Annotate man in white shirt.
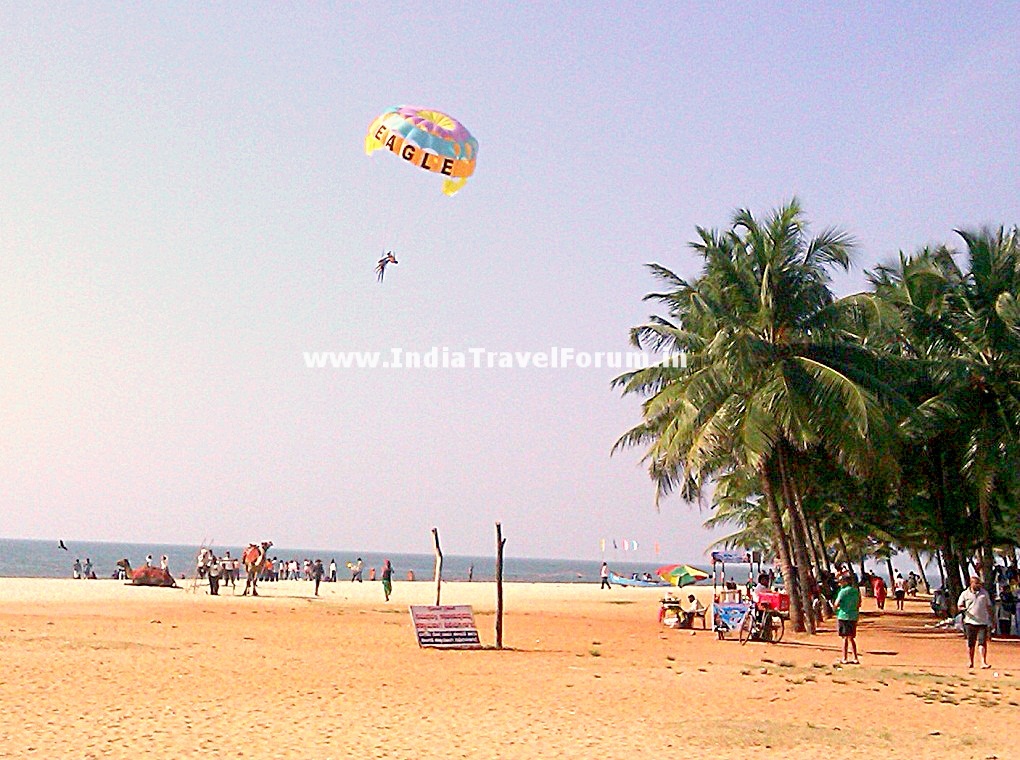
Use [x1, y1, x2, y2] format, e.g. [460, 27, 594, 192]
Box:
[600, 562, 611, 590]
[684, 594, 706, 629]
[957, 576, 993, 669]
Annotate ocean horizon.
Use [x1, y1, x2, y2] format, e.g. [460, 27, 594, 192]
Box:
[0, 538, 723, 584]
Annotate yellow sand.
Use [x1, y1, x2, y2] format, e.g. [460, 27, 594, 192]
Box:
[0, 578, 1017, 759]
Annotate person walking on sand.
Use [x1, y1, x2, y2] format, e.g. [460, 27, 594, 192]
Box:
[351, 558, 364, 582]
[72, 558, 82, 579]
[894, 572, 907, 610]
[329, 558, 337, 583]
[312, 559, 324, 596]
[207, 555, 221, 596]
[835, 571, 861, 664]
[381, 559, 394, 602]
[600, 561, 611, 590]
[222, 552, 235, 588]
[83, 558, 93, 579]
[872, 574, 887, 610]
[958, 575, 993, 669]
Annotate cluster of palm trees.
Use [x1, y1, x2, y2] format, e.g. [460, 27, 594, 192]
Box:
[613, 200, 1020, 633]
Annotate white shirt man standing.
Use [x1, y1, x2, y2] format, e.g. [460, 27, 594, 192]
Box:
[957, 576, 993, 669]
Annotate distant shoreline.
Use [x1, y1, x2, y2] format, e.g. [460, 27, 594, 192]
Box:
[0, 537, 719, 583]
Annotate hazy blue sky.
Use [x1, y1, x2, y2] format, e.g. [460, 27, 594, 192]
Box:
[1, 3, 1018, 561]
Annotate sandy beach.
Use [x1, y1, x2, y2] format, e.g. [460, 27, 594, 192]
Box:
[0, 578, 1017, 759]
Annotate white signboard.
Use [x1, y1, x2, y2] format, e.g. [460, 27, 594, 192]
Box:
[409, 605, 482, 649]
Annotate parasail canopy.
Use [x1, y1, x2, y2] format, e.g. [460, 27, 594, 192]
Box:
[365, 105, 478, 196]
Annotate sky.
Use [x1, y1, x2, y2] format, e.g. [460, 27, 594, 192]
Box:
[1, 3, 1018, 562]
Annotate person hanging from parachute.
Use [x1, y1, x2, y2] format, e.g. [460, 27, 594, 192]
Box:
[375, 250, 398, 282]
[365, 106, 477, 281]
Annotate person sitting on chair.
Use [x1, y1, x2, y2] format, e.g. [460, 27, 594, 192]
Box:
[751, 573, 771, 604]
[749, 572, 774, 628]
[685, 594, 707, 629]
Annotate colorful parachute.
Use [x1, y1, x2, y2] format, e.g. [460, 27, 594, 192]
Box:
[365, 106, 478, 196]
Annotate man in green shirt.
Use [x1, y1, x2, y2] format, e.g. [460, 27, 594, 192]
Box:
[835, 572, 862, 664]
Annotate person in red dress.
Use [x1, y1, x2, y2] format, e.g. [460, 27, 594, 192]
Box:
[872, 574, 888, 610]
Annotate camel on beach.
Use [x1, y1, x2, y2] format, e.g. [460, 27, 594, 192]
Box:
[116, 559, 177, 587]
[242, 541, 272, 596]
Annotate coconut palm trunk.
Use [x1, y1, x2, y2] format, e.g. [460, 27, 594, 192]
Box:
[940, 536, 964, 615]
[977, 486, 994, 585]
[837, 533, 852, 567]
[812, 517, 832, 572]
[760, 466, 805, 632]
[910, 549, 931, 594]
[777, 448, 817, 632]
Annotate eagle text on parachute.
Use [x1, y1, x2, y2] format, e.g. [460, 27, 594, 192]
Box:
[373, 125, 457, 176]
[365, 106, 478, 196]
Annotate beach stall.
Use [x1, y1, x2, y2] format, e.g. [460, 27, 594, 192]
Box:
[654, 564, 709, 627]
[708, 550, 757, 634]
[710, 550, 758, 600]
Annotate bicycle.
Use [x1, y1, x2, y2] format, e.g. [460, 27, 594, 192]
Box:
[738, 603, 785, 645]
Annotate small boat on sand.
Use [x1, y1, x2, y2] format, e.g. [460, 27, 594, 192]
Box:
[608, 571, 669, 587]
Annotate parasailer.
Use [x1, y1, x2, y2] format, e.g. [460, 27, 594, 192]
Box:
[365, 106, 478, 196]
[376, 250, 398, 282]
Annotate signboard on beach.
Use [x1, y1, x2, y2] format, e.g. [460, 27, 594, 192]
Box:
[711, 602, 750, 634]
[409, 605, 482, 649]
[710, 550, 753, 564]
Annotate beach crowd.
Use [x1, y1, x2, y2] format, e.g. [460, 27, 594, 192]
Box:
[644, 557, 1020, 670]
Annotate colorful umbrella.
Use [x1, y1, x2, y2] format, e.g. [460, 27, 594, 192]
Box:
[656, 564, 709, 587]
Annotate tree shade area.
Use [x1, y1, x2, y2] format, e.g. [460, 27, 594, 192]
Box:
[614, 200, 1020, 632]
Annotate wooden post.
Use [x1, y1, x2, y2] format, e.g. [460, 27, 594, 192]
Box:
[496, 522, 506, 649]
[432, 527, 443, 606]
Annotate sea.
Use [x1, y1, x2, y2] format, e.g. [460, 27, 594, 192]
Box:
[0, 538, 718, 584]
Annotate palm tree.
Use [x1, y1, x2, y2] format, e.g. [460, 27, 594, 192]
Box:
[944, 228, 1020, 583]
[864, 229, 1020, 587]
[614, 200, 893, 633]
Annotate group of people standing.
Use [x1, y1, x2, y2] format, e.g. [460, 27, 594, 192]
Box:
[858, 569, 918, 611]
[71, 558, 94, 579]
[196, 549, 239, 595]
[72, 553, 172, 580]
[194, 551, 396, 601]
[815, 564, 1006, 669]
[342, 557, 395, 600]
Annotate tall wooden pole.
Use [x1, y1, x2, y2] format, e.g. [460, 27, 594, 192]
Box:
[432, 527, 443, 606]
[495, 522, 506, 649]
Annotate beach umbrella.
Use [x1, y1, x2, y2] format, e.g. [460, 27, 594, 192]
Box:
[656, 564, 709, 587]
